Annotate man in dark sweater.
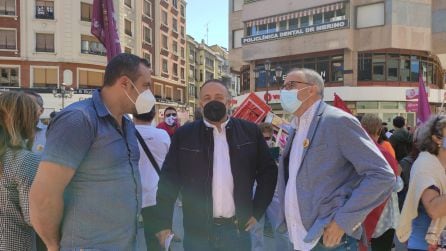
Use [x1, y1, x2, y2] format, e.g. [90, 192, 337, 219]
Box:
[389, 116, 412, 161]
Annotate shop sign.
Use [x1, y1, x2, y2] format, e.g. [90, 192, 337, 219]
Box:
[242, 20, 349, 45]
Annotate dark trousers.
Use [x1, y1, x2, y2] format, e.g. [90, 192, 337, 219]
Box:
[141, 206, 162, 251]
[371, 228, 395, 251]
[210, 220, 251, 251]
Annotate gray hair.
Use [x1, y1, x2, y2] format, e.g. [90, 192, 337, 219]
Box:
[288, 68, 324, 96]
[416, 115, 446, 155]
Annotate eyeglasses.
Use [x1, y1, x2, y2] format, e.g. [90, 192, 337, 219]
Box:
[280, 80, 313, 90]
[166, 113, 177, 118]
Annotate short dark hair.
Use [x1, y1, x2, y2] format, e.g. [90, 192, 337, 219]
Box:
[393, 116, 406, 128]
[164, 106, 177, 116]
[23, 90, 44, 108]
[103, 53, 151, 87]
[49, 111, 57, 119]
[133, 107, 156, 122]
[200, 79, 230, 97]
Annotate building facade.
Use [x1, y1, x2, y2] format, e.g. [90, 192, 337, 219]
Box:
[229, 0, 446, 127]
[0, 0, 186, 123]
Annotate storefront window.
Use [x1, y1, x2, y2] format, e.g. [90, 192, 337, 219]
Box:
[324, 11, 335, 22]
[304, 58, 316, 70]
[387, 54, 399, 81]
[331, 60, 344, 82]
[258, 24, 267, 35]
[317, 59, 329, 82]
[267, 22, 276, 33]
[372, 54, 385, 81]
[279, 20, 287, 31]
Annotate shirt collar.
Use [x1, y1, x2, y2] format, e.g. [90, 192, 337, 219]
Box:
[92, 89, 111, 118]
[203, 117, 230, 131]
[291, 100, 321, 128]
[36, 120, 47, 130]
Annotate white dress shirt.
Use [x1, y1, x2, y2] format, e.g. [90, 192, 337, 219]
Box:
[285, 100, 320, 251]
[204, 118, 236, 218]
[135, 124, 171, 208]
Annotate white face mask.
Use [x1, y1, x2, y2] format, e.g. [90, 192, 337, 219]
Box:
[165, 116, 177, 126]
[124, 81, 156, 114]
[280, 86, 312, 114]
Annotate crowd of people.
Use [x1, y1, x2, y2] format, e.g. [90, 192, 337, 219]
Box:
[0, 53, 446, 251]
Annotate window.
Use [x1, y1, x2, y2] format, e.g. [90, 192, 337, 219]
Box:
[358, 53, 372, 81]
[206, 57, 214, 69]
[154, 83, 162, 98]
[300, 16, 309, 27]
[173, 63, 178, 76]
[33, 68, 57, 87]
[372, 54, 385, 81]
[257, 24, 267, 35]
[36, 33, 54, 52]
[232, 29, 243, 48]
[357, 3, 385, 28]
[124, 47, 132, 54]
[387, 54, 399, 81]
[172, 18, 178, 32]
[0, 67, 18, 87]
[173, 41, 178, 54]
[324, 11, 335, 22]
[289, 19, 298, 30]
[81, 35, 106, 56]
[162, 11, 168, 25]
[80, 2, 92, 22]
[162, 35, 168, 49]
[172, 0, 177, 9]
[165, 86, 173, 100]
[143, 0, 151, 17]
[143, 52, 151, 64]
[279, 21, 287, 31]
[0, 0, 15, 16]
[143, 26, 152, 44]
[331, 56, 344, 82]
[317, 57, 329, 81]
[79, 70, 104, 88]
[36, 0, 54, 19]
[267, 22, 276, 33]
[180, 4, 185, 17]
[180, 67, 185, 79]
[0, 29, 16, 50]
[125, 19, 132, 36]
[410, 56, 419, 82]
[303, 58, 315, 70]
[400, 55, 410, 82]
[124, 0, 131, 8]
[181, 26, 185, 37]
[313, 13, 323, 25]
[181, 47, 184, 58]
[175, 88, 182, 102]
[232, 0, 242, 11]
[162, 59, 168, 73]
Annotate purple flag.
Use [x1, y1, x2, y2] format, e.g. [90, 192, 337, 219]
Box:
[91, 0, 121, 62]
[417, 73, 431, 125]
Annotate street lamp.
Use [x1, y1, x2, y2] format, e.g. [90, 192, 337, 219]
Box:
[53, 82, 74, 109]
[264, 60, 271, 105]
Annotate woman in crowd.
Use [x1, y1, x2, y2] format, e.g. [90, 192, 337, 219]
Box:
[0, 92, 40, 250]
[360, 114, 401, 251]
[397, 115, 446, 251]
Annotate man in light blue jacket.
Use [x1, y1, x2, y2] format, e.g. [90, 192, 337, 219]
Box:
[277, 68, 395, 251]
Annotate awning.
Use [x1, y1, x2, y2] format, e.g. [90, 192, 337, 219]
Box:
[246, 2, 345, 27]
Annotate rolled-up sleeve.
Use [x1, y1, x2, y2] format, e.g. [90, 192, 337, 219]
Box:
[41, 110, 95, 170]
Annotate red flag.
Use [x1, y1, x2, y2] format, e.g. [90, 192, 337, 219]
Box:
[333, 93, 352, 114]
[91, 0, 121, 62]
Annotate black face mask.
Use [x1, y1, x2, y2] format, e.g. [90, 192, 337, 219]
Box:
[203, 100, 227, 122]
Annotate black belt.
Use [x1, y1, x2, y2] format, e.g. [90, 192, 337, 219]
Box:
[213, 216, 236, 226]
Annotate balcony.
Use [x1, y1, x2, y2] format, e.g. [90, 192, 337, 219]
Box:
[36, 47, 54, 53]
[81, 49, 106, 56]
[36, 6, 54, 19]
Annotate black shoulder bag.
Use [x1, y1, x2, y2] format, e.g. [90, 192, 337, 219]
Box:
[135, 130, 161, 175]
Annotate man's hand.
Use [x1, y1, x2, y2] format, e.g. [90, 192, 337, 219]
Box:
[322, 221, 345, 247]
[156, 229, 172, 248]
[244, 216, 257, 231]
